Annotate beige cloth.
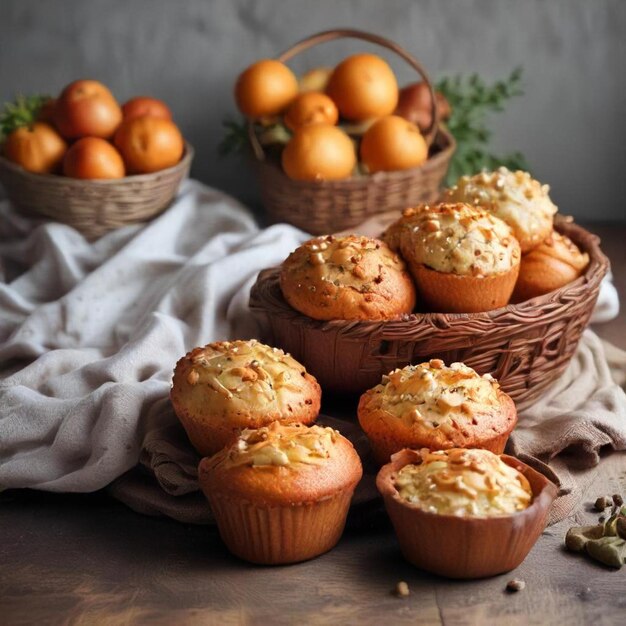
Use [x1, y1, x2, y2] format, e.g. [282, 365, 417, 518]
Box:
[109, 330, 626, 526]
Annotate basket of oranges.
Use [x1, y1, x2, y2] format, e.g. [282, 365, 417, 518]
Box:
[233, 29, 455, 234]
[0, 81, 193, 240]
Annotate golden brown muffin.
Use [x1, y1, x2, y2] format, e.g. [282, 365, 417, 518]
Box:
[199, 422, 363, 564]
[171, 340, 321, 456]
[279, 234, 416, 320]
[357, 359, 517, 465]
[512, 230, 590, 302]
[376, 448, 558, 578]
[383, 203, 521, 313]
[442, 168, 558, 253]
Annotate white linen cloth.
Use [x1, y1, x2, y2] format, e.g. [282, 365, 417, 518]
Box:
[0, 180, 309, 491]
[0, 179, 622, 518]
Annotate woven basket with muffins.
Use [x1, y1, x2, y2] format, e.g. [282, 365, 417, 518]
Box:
[250, 167, 609, 407]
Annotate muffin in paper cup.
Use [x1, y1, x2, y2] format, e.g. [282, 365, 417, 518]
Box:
[383, 203, 521, 313]
[198, 421, 362, 565]
[376, 447, 557, 578]
[358, 359, 517, 465]
[442, 167, 558, 253]
[171, 339, 320, 457]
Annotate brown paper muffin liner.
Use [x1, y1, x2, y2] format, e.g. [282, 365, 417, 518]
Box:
[377, 450, 558, 578]
[207, 489, 356, 565]
[411, 263, 520, 313]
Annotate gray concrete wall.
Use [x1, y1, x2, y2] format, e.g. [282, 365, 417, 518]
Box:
[0, 0, 624, 221]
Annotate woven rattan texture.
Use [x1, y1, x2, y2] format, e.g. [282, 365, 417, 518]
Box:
[255, 130, 454, 235]
[0, 144, 193, 240]
[249, 221, 609, 410]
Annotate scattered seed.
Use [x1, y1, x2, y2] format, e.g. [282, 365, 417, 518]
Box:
[595, 496, 612, 512]
[613, 494, 624, 507]
[506, 579, 526, 593]
[394, 581, 410, 598]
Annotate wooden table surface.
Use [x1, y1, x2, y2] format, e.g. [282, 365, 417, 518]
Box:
[1, 224, 625, 626]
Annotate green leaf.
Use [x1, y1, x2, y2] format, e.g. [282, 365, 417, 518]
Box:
[437, 68, 529, 186]
[0, 94, 52, 139]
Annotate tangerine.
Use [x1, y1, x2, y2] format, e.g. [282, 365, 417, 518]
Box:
[360, 115, 428, 173]
[235, 59, 298, 119]
[282, 124, 355, 181]
[326, 53, 398, 121]
[284, 92, 339, 131]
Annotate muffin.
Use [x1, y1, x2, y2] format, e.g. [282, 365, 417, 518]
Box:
[382, 203, 521, 313]
[442, 168, 558, 253]
[377, 447, 558, 578]
[357, 359, 517, 465]
[199, 422, 363, 564]
[513, 230, 590, 302]
[279, 234, 416, 320]
[392, 448, 532, 516]
[171, 340, 321, 456]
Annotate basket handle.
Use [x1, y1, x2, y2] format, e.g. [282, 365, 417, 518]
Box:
[248, 28, 439, 161]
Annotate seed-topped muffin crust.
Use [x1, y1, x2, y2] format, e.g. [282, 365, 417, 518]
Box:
[383, 203, 521, 277]
[200, 421, 363, 507]
[442, 168, 557, 252]
[394, 448, 532, 517]
[220, 422, 337, 468]
[171, 340, 321, 456]
[358, 359, 517, 463]
[280, 234, 416, 320]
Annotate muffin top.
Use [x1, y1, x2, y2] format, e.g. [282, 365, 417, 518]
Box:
[199, 421, 363, 506]
[219, 422, 337, 468]
[526, 230, 589, 273]
[394, 448, 532, 517]
[171, 339, 320, 425]
[279, 234, 416, 320]
[442, 168, 557, 252]
[358, 359, 516, 449]
[362, 359, 500, 427]
[383, 203, 521, 277]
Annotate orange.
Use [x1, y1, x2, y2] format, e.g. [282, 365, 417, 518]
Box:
[299, 67, 333, 93]
[122, 97, 173, 122]
[114, 117, 184, 174]
[326, 53, 398, 121]
[235, 59, 298, 119]
[360, 115, 428, 173]
[54, 80, 122, 139]
[284, 92, 339, 131]
[282, 124, 356, 181]
[63, 137, 125, 179]
[3, 122, 67, 174]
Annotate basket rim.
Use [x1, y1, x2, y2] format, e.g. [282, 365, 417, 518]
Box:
[253, 126, 455, 190]
[249, 219, 610, 330]
[0, 141, 195, 186]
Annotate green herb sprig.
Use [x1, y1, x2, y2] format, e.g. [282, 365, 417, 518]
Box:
[0, 94, 52, 140]
[436, 68, 529, 186]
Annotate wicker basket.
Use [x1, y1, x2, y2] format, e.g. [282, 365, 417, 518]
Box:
[249, 220, 610, 411]
[250, 29, 455, 235]
[0, 143, 194, 240]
